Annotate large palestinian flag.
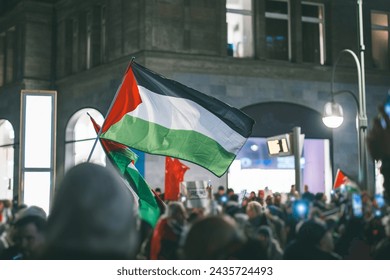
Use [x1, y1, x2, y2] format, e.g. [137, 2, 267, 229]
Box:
[100, 61, 254, 177]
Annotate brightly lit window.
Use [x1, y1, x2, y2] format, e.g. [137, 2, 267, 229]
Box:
[226, 0, 254, 57]
[371, 11, 390, 70]
[65, 108, 105, 172]
[20, 91, 56, 214]
[302, 2, 325, 64]
[266, 0, 290, 61]
[0, 120, 14, 200]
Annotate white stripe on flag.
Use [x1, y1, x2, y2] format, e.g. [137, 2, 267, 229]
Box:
[127, 86, 247, 154]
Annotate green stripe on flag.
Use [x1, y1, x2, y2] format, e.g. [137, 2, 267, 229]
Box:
[89, 115, 160, 228]
[125, 165, 160, 227]
[108, 149, 138, 174]
[101, 115, 237, 177]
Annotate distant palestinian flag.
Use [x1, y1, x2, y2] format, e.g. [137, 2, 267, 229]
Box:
[100, 61, 254, 177]
[164, 157, 190, 201]
[90, 115, 163, 228]
[333, 169, 348, 189]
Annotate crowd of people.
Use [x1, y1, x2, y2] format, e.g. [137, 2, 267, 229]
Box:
[0, 105, 388, 260]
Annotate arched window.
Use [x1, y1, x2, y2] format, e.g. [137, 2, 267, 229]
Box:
[65, 109, 105, 171]
[0, 120, 14, 200]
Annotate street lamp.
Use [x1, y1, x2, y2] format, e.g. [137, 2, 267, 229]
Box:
[322, 87, 360, 129]
[322, 0, 370, 192]
[322, 101, 343, 128]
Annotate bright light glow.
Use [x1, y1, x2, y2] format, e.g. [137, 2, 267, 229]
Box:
[0, 120, 14, 145]
[228, 138, 332, 199]
[24, 95, 52, 168]
[74, 111, 105, 166]
[296, 203, 307, 215]
[322, 102, 344, 128]
[24, 172, 51, 215]
[21, 91, 56, 214]
[250, 144, 259, 151]
[0, 120, 14, 200]
[322, 115, 344, 128]
[228, 165, 295, 193]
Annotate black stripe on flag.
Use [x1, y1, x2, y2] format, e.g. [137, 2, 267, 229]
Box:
[132, 62, 254, 138]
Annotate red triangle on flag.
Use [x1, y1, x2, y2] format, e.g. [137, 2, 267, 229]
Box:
[333, 169, 348, 189]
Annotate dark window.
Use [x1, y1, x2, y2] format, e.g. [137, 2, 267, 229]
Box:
[0, 34, 5, 86]
[78, 11, 87, 71]
[65, 19, 73, 75]
[72, 19, 79, 73]
[266, 0, 289, 61]
[302, 3, 325, 64]
[91, 5, 102, 67]
[5, 28, 15, 83]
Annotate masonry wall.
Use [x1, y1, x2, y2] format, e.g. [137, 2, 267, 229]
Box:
[1, 0, 390, 197]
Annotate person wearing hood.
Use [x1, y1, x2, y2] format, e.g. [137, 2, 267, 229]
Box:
[42, 163, 139, 259]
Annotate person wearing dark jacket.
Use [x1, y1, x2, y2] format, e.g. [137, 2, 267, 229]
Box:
[284, 219, 341, 260]
[42, 163, 139, 259]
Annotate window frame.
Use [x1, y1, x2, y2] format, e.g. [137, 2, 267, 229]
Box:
[64, 108, 106, 172]
[301, 1, 326, 65]
[265, 0, 291, 61]
[226, 0, 254, 58]
[19, 90, 57, 213]
[370, 10, 390, 70]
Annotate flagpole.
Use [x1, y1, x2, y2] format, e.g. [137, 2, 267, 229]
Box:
[87, 57, 135, 162]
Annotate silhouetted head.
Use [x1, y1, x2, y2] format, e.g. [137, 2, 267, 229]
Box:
[44, 163, 139, 259]
[183, 215, 245, 259]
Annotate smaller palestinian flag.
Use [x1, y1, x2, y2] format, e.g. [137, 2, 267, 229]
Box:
[90, 115, 163, 228]
[334, 169, 348, 189]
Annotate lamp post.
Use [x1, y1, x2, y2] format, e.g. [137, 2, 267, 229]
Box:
[322, 0, 370, 192]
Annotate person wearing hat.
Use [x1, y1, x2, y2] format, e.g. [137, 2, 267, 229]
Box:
[256, 190, 265, 208]
[284, 219, 341, 260]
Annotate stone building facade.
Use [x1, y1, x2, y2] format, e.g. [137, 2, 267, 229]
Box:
[1, 0, 390, 206]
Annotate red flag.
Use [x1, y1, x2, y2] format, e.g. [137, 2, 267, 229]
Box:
[164, 157, 189, 201]
[333, 169, 348, 189]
